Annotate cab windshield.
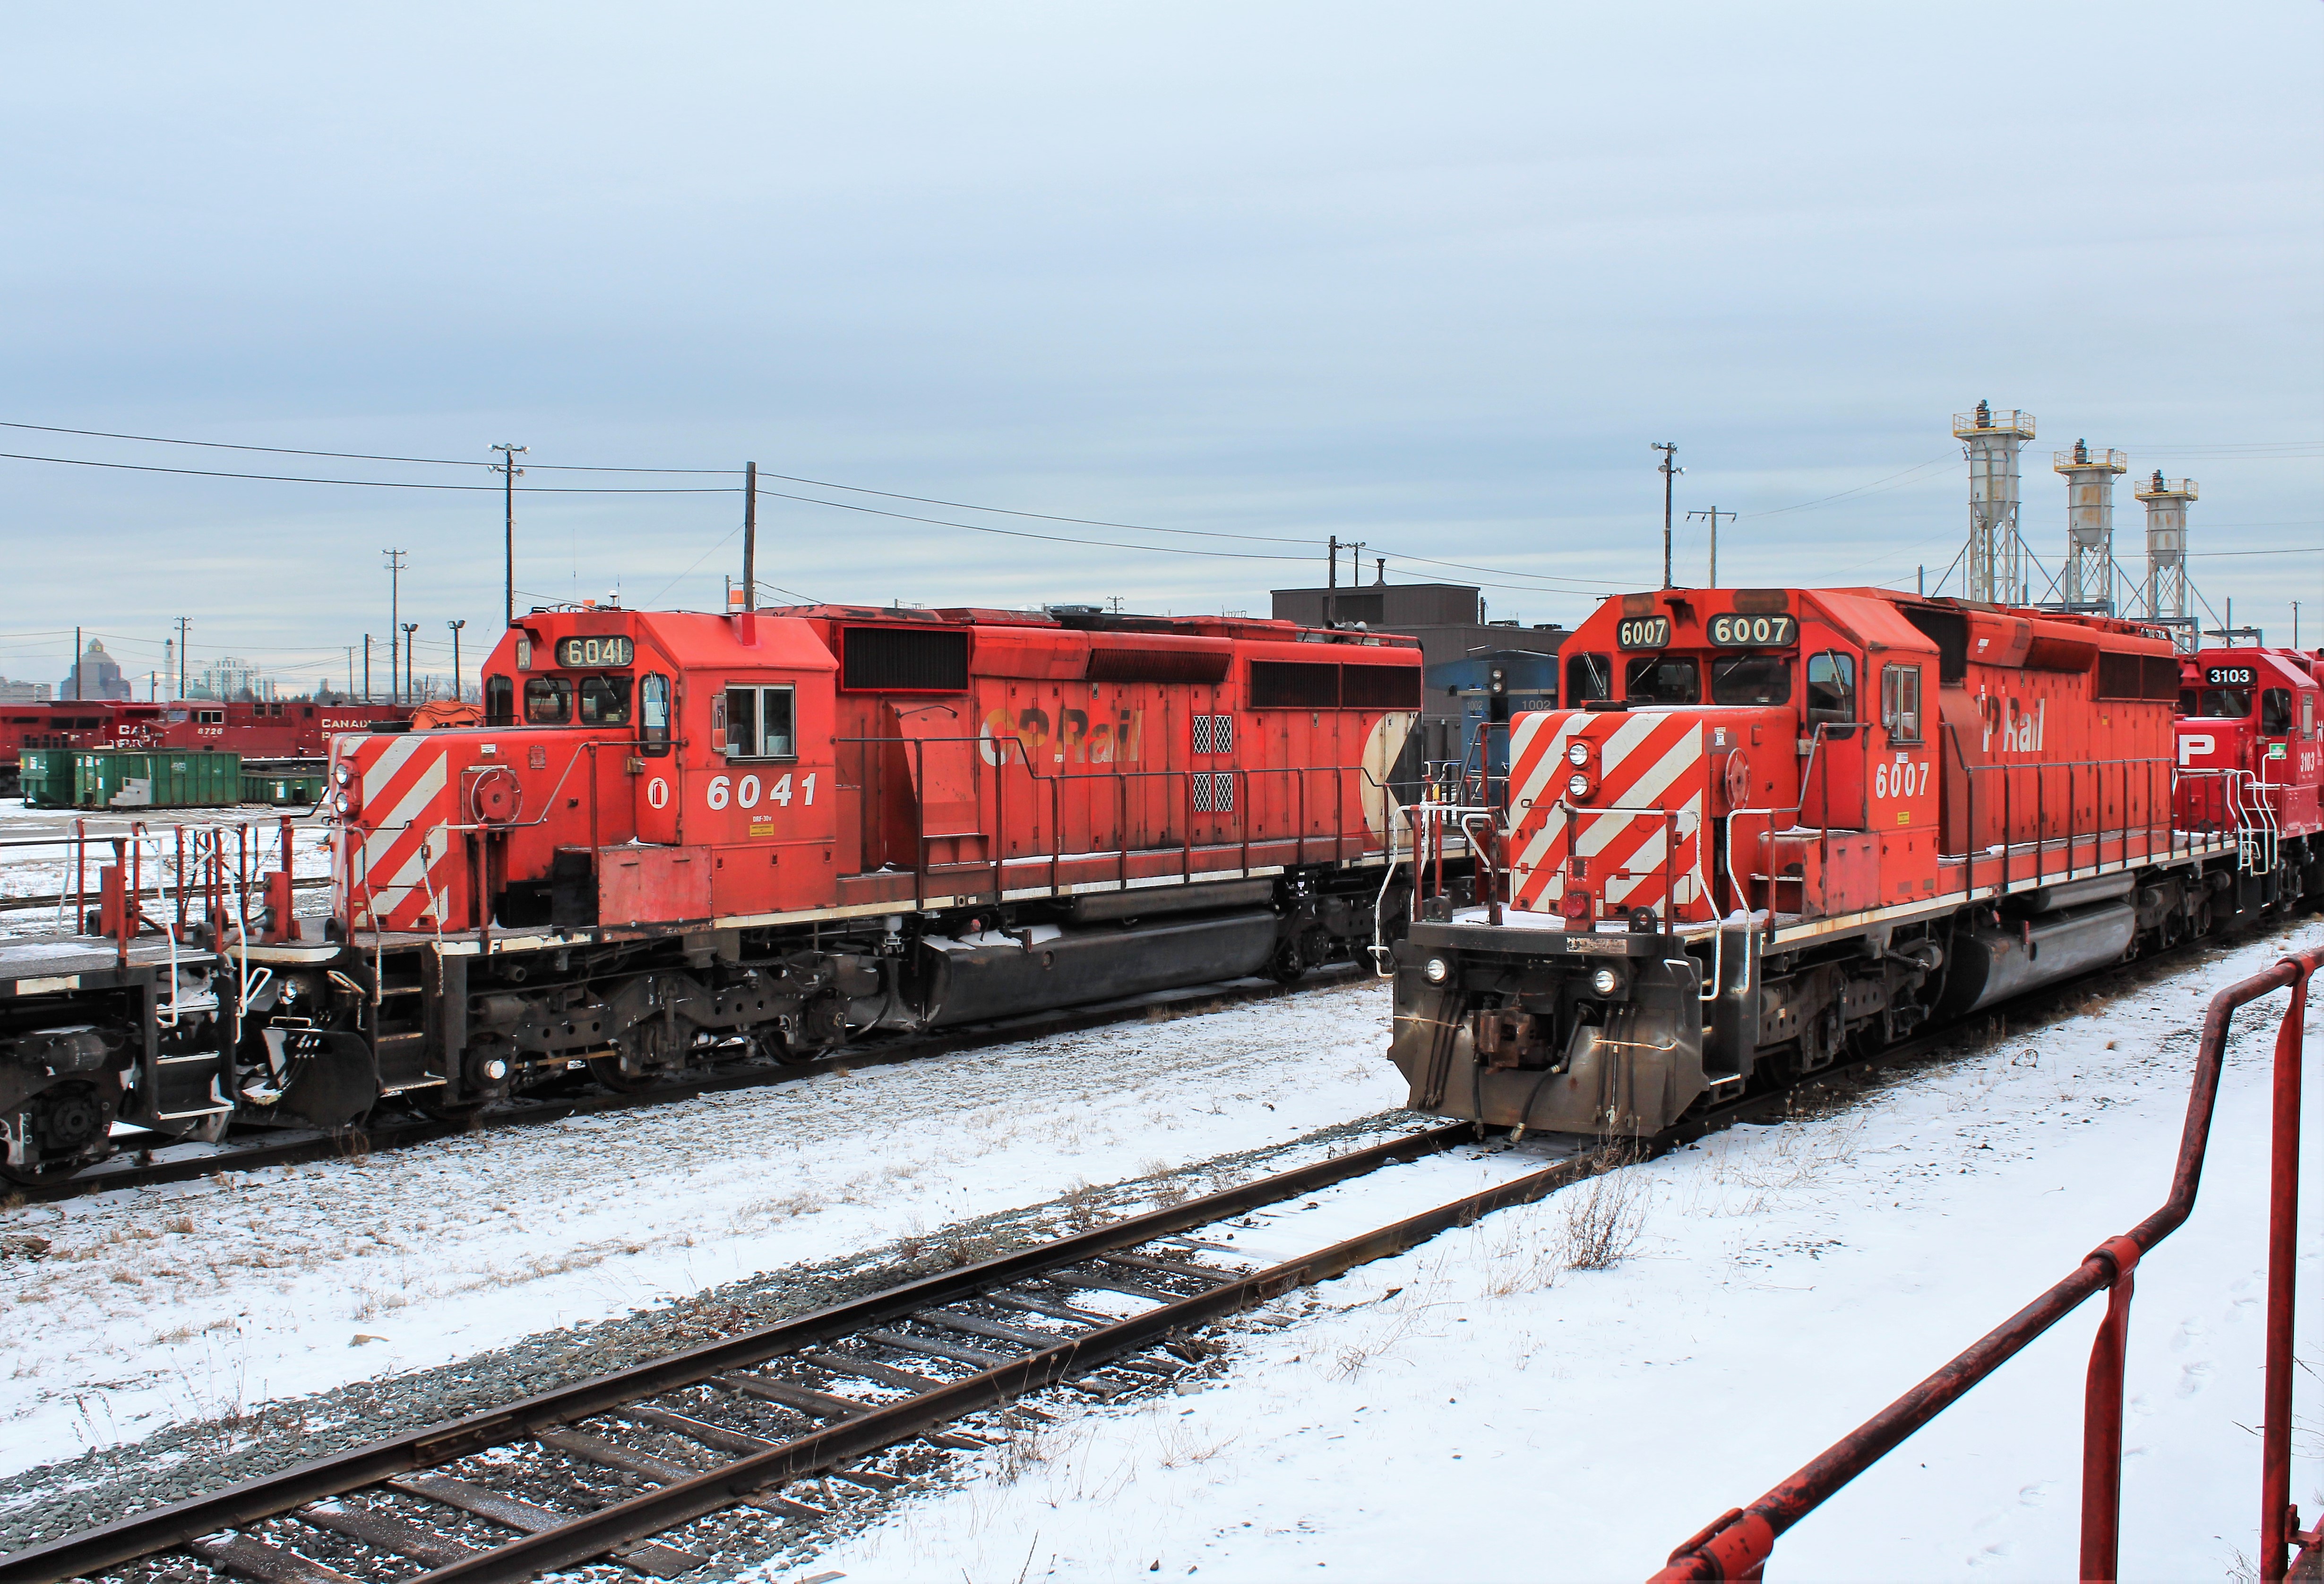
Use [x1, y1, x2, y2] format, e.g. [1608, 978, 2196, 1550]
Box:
[1626, 655, 1700, 705]
[1710, 655, 1791, 706]
[578, 674, 632, 726]
[2194, 688, 2252, 719]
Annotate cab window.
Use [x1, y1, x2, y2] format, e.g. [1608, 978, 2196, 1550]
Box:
[577, 674, 632, 726]
[1625, 655, 1700, 705]
[484, 675, 515, 726]
[1880, 663, 1923, 745]
[2262, 688, 2293, 736]
[1566, 652, 1611, 704]
[1806, 651, 1856, 728]
[640, 675, 671, 756]
[2196, 688, 2252, 719]
[523, 676, 572, 724]
[719, 685, 796, 760]
[1710, 655, 1791, 706]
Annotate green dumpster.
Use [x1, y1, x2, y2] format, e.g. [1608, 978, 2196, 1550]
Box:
[74, 750, 245, 809]
[242, 769, 327, 806]
[17, 748, 75, 808]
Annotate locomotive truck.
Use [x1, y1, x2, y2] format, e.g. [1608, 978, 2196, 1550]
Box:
[1386, 587, 2272, 1137]
[0, 601, 1421, 1180]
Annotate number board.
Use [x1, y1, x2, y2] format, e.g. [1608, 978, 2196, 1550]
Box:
[1616, 616, 1671, 651]
[1707, 613, 1798, 648]
[2205, 666, 2255, 687]
[556, 636, 635, 668]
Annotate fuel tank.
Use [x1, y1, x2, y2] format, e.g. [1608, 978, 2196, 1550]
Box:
[916, 909, 1281, 1027]
[1933, 900, 2135, 1018]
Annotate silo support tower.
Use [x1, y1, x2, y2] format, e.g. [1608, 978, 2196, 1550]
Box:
[2055, 439, 2128, 612]
[2136, 471, 2200, 654]
[1953, 401, 2037, 606]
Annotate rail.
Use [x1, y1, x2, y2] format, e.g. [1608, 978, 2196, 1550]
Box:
[1652, 944, 2324, 1582]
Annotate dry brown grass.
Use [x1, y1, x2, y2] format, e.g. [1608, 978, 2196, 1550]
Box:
[1560, 1155, 1652, 1271]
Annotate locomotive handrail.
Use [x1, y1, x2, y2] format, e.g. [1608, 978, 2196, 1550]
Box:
[1652, 944, 2324, 1582]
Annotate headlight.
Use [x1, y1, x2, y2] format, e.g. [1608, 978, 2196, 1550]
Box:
[1590, 967, 1620, 996]
[332, 761, 354, 786]
[1423, 957, 1451, 984]
[332, 791, 356, 817]
[1567, 772, 1594, 801]
[1566, 741, 1591, 768]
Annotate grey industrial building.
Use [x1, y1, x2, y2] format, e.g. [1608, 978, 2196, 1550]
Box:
[1270, 581, 1567, 765]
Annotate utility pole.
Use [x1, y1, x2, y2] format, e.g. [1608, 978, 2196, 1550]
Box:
[72, 626, 82, 700]
[742, 462, 758, 611]
[384, 548, 408, 705]
[401, 623, 418, 704]
[2295, 602, 2301, 650]
[364, 635, 372, 703]
[1652, 443, 1682, 589]
[176, 617, 189, 700]
[491, 443, 527, 628]
[1326, 535, 1339, 627]
[448, 620, 466, 702]
[344, 646, 355, 700]
[1686, 505, 1736, 588]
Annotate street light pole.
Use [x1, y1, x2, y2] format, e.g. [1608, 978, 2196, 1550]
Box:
[448, 620, 466, 703]
[491, 443, 527, 628]
[1652, 443, 1683, 589]
[401, 623, 418, 705]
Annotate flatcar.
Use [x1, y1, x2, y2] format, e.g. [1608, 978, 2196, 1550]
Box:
[0, 602, 1420, 1180]
[1386, 587, 2269, 1138]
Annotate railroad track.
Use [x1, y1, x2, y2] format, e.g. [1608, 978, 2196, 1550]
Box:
[0, 1119, 1602, 1584]
[24, 963, 1368, 1203]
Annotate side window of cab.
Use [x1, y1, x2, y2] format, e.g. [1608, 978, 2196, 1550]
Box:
[640, 675, 671, 756]
[2262, 687, 2294, 737]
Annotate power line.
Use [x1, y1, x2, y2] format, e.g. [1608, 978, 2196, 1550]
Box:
[0, 420, 732, 473]
[0, 450, 736, 493]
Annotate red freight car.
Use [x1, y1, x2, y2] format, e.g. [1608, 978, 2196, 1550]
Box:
[1, 699, 413, 795]
[1387, 587, 2253, 1138]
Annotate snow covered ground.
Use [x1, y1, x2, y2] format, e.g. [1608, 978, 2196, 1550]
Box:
[5, 904, 2321, 1580]
[0, 976, 1402, 1478]
[791, 918, 2324, 1584]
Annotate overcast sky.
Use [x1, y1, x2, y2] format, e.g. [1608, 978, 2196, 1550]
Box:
[5, 1, 2319, 695]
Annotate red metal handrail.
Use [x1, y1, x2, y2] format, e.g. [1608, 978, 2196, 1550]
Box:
[1653, 944, 2322, 1582]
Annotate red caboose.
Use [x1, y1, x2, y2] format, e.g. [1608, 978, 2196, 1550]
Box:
[1389, 587, 2245, 1138]
[310, 602, 1420, 1106]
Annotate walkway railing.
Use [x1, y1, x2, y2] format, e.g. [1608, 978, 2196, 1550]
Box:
[1652, 944, 2323, 1582]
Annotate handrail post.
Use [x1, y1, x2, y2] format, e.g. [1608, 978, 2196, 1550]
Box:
[2261, 968, 2310, 1581]
[2079, 1233, 2142, 1581]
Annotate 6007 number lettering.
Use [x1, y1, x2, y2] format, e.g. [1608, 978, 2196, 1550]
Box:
[1616, 616, 1672, 650]
[1707, 613, 1797, 648]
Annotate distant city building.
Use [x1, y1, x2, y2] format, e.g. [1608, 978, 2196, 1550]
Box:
[1269, 580, 1567, 766]
[0, 676, 53, 703]
[60, 640, 134, 701]
[186, 656, 272, 702]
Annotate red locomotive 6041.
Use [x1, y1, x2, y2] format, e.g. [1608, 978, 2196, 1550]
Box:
[306, 601, 1420, 1107]
[1388, 586, 2271, 1139]
[0, 600, 1422, 1178]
